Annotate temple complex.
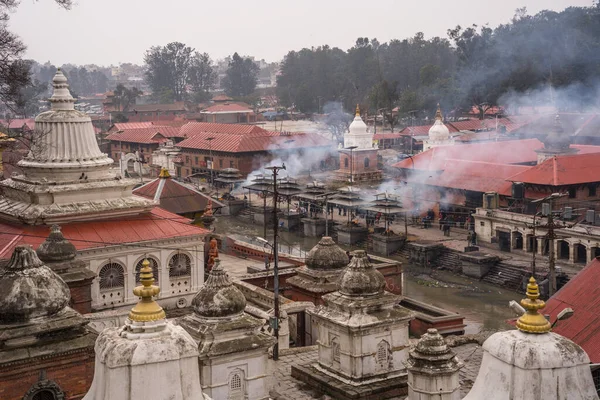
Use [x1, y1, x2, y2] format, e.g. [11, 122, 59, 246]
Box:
[292, 250, 413, 399]
[0, 245, 96, 400]
[0, 70, 208, 314]
[336, 105, 382, 182]
[177, 258, 275, 400]
[83, 259, 207, 400]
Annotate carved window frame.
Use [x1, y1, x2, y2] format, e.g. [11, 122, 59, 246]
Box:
[23, 379, 65, 400]
[98, 262, 125, 291]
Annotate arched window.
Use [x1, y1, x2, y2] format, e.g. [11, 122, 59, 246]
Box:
[98, 263, 125, 290]
[135, 258, 160, 284]
[228, 369, 244, 400]
[344, 158, 349, 168]
[32, 391, 57, 400]
[169, 253, 191, 277]
[364, 157, 370, 168]
[331, 337, 340, 362]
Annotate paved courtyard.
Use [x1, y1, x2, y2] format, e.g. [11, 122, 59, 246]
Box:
[267, 342, 484, 400]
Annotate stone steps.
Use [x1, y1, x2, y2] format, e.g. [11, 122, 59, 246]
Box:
[482, 262, 526, 291]
[433, 250, 462, 272]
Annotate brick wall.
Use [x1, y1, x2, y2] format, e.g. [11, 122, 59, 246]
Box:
[68, 279, 94, 315]
[110, 142, 159, 164]
[0, 347, 95, 400]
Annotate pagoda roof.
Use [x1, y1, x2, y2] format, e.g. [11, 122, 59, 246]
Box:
[134, 175, 224, 215]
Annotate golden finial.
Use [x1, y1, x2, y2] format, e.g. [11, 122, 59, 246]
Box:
[128, 259, 166, 322]
[515, 276, 551, 334]
[355, 104, 361, 117]
[159, 167, 170, 179]
[435, 103, 443, 121]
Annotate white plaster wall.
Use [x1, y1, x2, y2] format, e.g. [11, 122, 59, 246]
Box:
[201, 351, 270, 400]
[85, 237, 204, 311]
[408, 372, 460, 400]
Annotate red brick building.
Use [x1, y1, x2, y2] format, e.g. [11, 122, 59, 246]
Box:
[105, 126, 184, 165]
[174, 122, 332, 178]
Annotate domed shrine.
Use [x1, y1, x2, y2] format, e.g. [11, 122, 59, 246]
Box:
[335, 105, 382, 182]
[177, 259, 276, 400]
[293, 250, 413, 399]
[0, 245, 96, 400]
[463, 277, 598, 400]
[423, 104, 453, 151]
[286, 236, 349, 305]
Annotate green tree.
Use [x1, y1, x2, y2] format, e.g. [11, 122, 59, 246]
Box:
[222, 53, 259, 97]
[369, 80, 399, 131]
[187, 52, 216, 102]
[144, 42, 194, 101]
[112, 84, 141, 112]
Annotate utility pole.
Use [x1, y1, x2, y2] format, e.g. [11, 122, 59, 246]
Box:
[529, 192, 567, 297]
[317, 192, 338, 237]
[345, 145, 357, 226]
[266, 163, 285, 361]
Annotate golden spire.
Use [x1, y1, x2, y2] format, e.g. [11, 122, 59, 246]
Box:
[159, 167, 170, 179]
[355, 104, 361, 117]
[435, 103, 443, 121]
[128, 259, 166, 322]
[515, 276, 551, 334]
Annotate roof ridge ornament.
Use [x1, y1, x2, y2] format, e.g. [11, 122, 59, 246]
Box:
[159, 167, 171, 179]
[515, 276, 551, 334]
[355, 104, 360, 117]
[128, 259, 165, 323]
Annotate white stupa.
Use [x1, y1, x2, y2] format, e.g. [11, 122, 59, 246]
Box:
[0, 69, 153, 224]
[83, 260, 210, 400]
[344, 104, 374, 149]
[463, 277, 598, 400]
[423, 104, 453, 151]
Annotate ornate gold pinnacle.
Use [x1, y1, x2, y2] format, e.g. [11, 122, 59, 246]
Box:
[435, 103, 443, 121]
[159, 167, 170, 178]
[515, 276, 551, 334]
[355, 104, 361, 117]
[128, 259, 166, 322]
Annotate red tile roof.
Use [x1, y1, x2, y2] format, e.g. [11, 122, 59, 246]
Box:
[393, 139, 544, 171]
[0, 207, 208, 258]
[201, 103, 253, 113]
[110, 122, 154, 131]
[508, 152, 600, 186]
[399, 116, 540, 136]
[105, 128, 173, 144]
[131, 102, 186, 112]
[543, 257, 600, 363]
[0, 119, 35, 131]
[176, 130, 331, 153]
[179, 121, 266, 136]
[374, 132, 403, 140]
[134, 176, 223, 215]
[411, 160, 530, 195]
[212, 95, 234, 102]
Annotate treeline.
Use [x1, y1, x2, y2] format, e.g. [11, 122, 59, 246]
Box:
[276, 5, 600, 120]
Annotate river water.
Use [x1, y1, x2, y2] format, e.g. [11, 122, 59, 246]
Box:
[213, 216, 522, 334]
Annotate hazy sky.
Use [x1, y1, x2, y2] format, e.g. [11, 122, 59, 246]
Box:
[10, 0, 594, 66]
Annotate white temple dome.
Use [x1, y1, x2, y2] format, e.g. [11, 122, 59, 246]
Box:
[428, 104, 450, 141]
[349, 108, 368, 136]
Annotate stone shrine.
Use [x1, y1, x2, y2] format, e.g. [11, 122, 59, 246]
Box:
[292, 250, 413, 399]
[36, 224, 96, 314]
[177, 258, 276, 400]
[83, 259, 207, 400]
[535, 114, 579, 164]
[463, 277, 598, 400]
[0, 245, 96, 400]
[287, 236, 349, 305]
[405, 328, 463, 400]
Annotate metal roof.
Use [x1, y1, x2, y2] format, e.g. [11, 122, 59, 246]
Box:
[543, 257, 600, 363]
